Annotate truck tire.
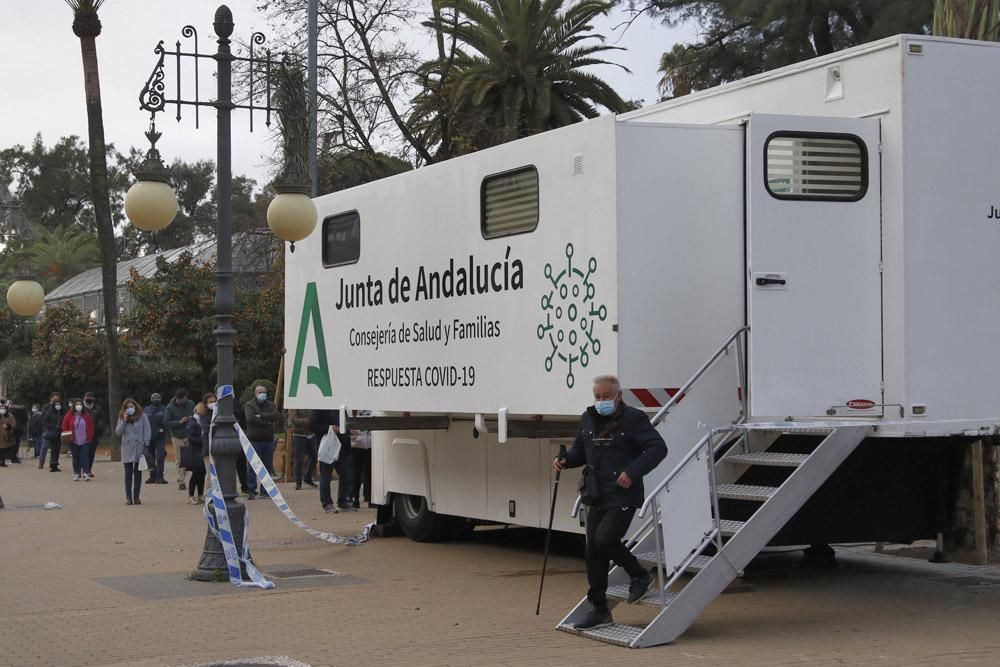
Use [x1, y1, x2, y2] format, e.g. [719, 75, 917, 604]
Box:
[393, 493, 452, 542]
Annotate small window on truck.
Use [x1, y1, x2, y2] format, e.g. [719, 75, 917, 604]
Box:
[481, 166, 539, 238]
[765, 133, 867, 201]
[322, 211, 360, 267]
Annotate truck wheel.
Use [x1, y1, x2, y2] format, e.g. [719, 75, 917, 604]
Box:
[393, 493, 451, 542]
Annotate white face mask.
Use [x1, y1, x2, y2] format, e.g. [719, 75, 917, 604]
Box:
[0, 409, 6, 415]
[75, 404, 83, 413]
[206, 402, 217, 410]
[55, 403, 62, 411]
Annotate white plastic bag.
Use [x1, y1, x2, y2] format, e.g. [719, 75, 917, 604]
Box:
[138, 456, 149, 472]
[317, 427, 341, 464]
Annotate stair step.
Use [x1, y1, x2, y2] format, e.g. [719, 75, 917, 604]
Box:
[608, 583, 678, 608]
[686, 554, 713, 572]
[720, 519, 745, 536]
[557, 622, 645, 647]
[725, 451, 809, 467]
[717, 483, 777, 502]
[632, 552, 713, 574]
[759, 425, 834, 435]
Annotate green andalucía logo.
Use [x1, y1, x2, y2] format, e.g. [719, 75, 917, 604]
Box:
[289, 282, 333, 398]
[536, 243, 607, 388]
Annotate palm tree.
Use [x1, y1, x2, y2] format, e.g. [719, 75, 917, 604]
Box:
[67, 0, 121, 457]
[0, 224, 100, 292]
[418, 0, 629, 152]
[932, 0, 1000, 39]
[24, 224, 101, 291]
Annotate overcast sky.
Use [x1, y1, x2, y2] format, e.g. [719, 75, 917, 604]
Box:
[0, 0, 693, 187]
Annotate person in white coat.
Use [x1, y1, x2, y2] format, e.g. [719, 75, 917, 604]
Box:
[116, 399, 151, 505]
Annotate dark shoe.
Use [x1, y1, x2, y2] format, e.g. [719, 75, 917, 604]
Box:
[627, 572, 652, 604]
[145, 477, 156, 484]
[134, 499, 141, 505]
[338, 502, 358, 512]
[49, 467, 59, 472]
[304, 479, 317, 488]
[178, 482, 186, 490]
[156, 479, 168, 484]
[573, 607, 613, 630]
[295, 482, 302, 490]
[0, 462, 6, 467]
[247, 493, 257, 500]
[126, 499, 133, 505]
[352, 500, 361, 509]
[10, 458, 21, 464]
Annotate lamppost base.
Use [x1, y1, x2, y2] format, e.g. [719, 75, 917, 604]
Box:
[191, 527, 229, 581]
[191, 501, 253, 582]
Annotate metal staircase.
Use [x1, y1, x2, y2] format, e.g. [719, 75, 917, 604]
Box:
[557, 422, 871, 648]
[553, 326, 874, 648]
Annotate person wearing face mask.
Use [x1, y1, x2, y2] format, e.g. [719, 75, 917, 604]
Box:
[83, 392, 107, 477]
[243, 384, 280, 499]
[164, 389, 195, 491]
[116, 399, 151, 505]
[183, 394, 214, 504]
[28, 404, 44, 459]
[40, 393, 66, 472]
[0, 402, 16, 466]
[553, 374, 667, 631]
[144, 393, 168, 484]
[61, 398, 95, 481]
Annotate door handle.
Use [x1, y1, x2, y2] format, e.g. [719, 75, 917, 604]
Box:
[755, 277, 786, 286]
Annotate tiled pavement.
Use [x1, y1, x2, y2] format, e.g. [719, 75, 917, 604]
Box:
[2, 457, 1000, 667]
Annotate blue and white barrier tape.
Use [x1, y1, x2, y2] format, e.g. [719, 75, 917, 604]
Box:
[239, 421, 373, 546]
[204, 385, 372, 588]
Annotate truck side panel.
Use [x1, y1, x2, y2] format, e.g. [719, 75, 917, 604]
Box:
[901, 40, 1000, 426]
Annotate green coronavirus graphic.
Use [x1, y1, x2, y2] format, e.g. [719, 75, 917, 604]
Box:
[537, 243, 608, 388]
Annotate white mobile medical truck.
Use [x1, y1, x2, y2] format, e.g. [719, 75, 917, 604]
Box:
[285, 35, 1000, 647]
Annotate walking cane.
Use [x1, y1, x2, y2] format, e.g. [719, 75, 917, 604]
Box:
[536, 444, 567, 615]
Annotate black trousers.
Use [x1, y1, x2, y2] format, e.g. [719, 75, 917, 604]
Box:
[293, 434, 317, 484]
[351, 447, 372, 502]
[189, 469, 206, 497]
[236, 450, 248, 492]
[585, 505, 645, 610]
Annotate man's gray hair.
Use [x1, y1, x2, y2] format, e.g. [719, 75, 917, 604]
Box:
[592, 374, 621, 394]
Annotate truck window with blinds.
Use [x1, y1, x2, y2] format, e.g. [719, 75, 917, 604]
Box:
[765, 133, 867, 201]
[481, 166, 539, 238]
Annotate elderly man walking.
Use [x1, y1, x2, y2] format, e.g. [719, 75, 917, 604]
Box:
[554, 374, 667, 631]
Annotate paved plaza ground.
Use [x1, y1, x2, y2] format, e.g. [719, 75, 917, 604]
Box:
[2, 454, 1000, 667]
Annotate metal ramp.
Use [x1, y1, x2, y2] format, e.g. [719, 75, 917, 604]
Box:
[557, 422, 871, 648]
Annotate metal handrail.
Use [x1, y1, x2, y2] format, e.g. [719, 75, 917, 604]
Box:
[570, 326, 749, 522]
[637, 425, 738, 518]
[650, 326, 749, 427]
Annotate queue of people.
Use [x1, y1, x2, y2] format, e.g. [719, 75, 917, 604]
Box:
[1, 389, 374, 516]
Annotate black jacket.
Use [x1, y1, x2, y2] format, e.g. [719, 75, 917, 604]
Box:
[182, 415, 206, 472]
[564, 403, 668, 509]
[144, 402, 166, 444]
[41, 403, 66, 441]
[28, 411, 43, 438]
[244, 399, 279, 442]
[87, 402, 107, 438]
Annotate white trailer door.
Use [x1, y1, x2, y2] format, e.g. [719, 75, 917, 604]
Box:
[747, 114, 882, 418]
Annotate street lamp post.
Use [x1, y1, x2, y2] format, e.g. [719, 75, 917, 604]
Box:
[3, 203, 44, 318]
[125, 4, 316, 581]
